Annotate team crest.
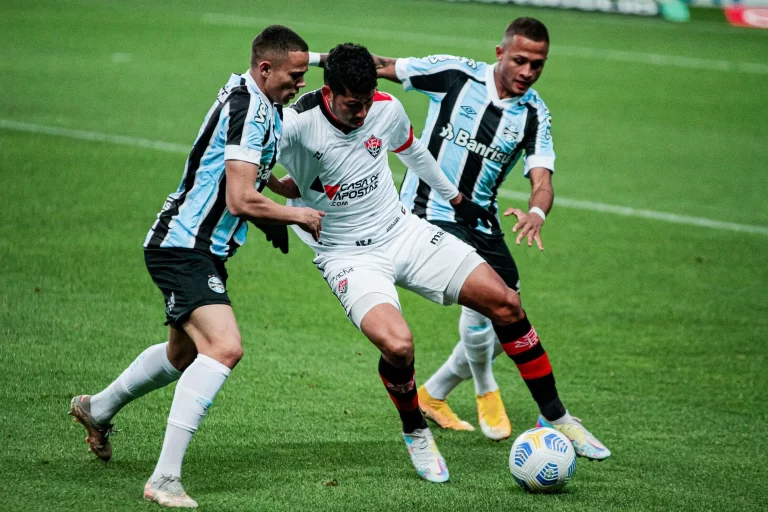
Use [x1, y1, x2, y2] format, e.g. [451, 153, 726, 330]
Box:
[364, 135, 382, 159]
[208, 275, 226, 294]
[502, 124, 519, 143]
[338, 278, 348, 294]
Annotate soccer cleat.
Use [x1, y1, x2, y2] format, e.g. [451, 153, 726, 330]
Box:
[537, 414, 611, 461]
[144, 475, 198, 508]
[476, 390, 512, 441]
[402, 427, 450, 483]
[417, 386, 474, 431]
[68, 395, 114, 462]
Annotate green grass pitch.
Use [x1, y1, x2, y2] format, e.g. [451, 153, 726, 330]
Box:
[1, 1, 767, 510]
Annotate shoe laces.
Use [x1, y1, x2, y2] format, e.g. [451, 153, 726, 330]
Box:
[407, 431, 439, 467]
[153, 474, 187, 496]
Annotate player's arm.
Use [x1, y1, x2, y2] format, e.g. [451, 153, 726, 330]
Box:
[503, 103, 556, 251]
[225, 161, 324, 241]
[387, 98, 497, 229]
[266, 174, 301, 199]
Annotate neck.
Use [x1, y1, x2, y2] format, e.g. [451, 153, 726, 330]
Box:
[249, 69, 274, 103]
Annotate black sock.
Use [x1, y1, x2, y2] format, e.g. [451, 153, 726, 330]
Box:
[378, 356, 427, 433]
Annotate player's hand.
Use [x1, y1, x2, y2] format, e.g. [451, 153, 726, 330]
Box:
[451, 194, 499, 230]
[296, 208, 326, 242]
[255, 223, 289, 254]
[504, 208, 545, 251]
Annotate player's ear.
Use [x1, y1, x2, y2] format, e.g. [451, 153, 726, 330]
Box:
[496, 45, 503, 62]
[321, 85, 333, 102]
[258, 60, 272, 78]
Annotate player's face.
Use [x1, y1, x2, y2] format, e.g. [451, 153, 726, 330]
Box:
[324, 87, 375, 129]
[263, 50, 308, 105]
[495, 36, 549, 97]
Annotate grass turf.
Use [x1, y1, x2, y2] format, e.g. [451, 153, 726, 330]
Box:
[1, 1, 766, 510]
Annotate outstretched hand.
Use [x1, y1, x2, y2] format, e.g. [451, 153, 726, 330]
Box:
[504, 208, 545, 251]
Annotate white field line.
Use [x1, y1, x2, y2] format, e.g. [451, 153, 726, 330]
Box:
[2, 118, 767, 237]
[201, 13, 768, 76]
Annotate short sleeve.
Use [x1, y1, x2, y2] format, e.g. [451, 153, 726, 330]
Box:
[395, 55, 483, 99]
[523, 101, 555, 176]
[386, 95, 414, 154]
[224, 91, 267, 165]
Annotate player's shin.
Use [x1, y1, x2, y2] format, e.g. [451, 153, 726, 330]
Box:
[460, 307, 499, 396]
[151, 354, 230, 480]
[378, 356, 427, 433]
[493, 316, 566, 422]
[89, 342, 182, 424]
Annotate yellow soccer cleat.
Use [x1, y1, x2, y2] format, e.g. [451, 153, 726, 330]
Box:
[477, 390, 512, 441]
[417, 386, 475, 431]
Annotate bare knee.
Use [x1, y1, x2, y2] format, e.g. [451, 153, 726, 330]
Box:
[204, 334, 243, 369]
[381, 329, 414, 367]
[486, 288, 524, 326]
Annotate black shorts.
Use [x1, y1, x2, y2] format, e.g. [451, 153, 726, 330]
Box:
[144, 248, 231, 326]
[430, 221, 520, 292]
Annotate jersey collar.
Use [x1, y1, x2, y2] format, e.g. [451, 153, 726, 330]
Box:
[243, 70, 272, 104]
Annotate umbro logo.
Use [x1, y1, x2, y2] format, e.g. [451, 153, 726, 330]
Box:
[460, 105, 477, 119]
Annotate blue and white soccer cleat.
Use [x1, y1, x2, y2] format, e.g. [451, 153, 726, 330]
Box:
[537, 415, 611, 461]
[402, 427, 450, 483]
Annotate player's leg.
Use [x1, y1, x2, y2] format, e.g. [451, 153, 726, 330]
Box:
[68, 327, 195, 462]
[353, 298, 449, 483]
[458, 264, 611, 460]
[419, 338, 475, 431]
[144, 304, 242, 508]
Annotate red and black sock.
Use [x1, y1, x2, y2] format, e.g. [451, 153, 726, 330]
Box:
[494, 315, 566, 421]
[378, 356, 427, 434]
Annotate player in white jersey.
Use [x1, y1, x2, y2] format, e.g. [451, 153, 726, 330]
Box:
[276, 43, 589, 483]
[68, 27, 323, 508]
[309, 22, 610, 462]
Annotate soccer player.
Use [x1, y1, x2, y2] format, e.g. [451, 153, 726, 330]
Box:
[68, 26, 324, 508]
[309, 19, 611, 460]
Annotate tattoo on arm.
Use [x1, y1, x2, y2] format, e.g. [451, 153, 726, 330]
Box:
[372, 55, 400, 83]
[374, 56, 396, 70]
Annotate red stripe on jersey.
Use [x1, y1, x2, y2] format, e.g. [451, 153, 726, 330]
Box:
[392, 126, 414, 154]
[516, 354, 552, 380]
[373, 91, 393, 102]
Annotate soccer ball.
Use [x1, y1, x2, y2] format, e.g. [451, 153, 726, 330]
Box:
[509, 427, 576, 493]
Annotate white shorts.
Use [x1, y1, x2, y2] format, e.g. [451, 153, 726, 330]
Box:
[313, 215, 485, 328]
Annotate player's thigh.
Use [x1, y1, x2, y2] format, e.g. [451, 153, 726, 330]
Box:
[314, 251, 399, 328]
[359, 302, 414, 365]
[394, 217, 484, 306]
[457, 262, 522, 323]
[433, 221, 521, 292]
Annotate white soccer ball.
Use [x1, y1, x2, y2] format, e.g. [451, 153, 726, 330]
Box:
[509, 427, 576, 493]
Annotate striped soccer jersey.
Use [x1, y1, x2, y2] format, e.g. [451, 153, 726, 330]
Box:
[144, 71, 281, 258]
[397, 55, 555, 235]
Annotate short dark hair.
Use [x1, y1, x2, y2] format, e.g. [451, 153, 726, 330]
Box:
[503, 17, 549, 44]
[251, 25, 308, 67]
[323, 43, 377, 96]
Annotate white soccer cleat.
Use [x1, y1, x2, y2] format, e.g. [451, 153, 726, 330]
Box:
[144, 474, 198, 508]
[402, 427, 450, 483]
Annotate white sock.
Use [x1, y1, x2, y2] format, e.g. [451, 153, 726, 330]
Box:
[151, 354, 231, 480]
[424, 339, 472, 400]
[460, 307, 499, 396]
[90, 342, 182, 424]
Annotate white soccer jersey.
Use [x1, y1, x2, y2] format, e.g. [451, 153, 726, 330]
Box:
[279, 89, 417, 249]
